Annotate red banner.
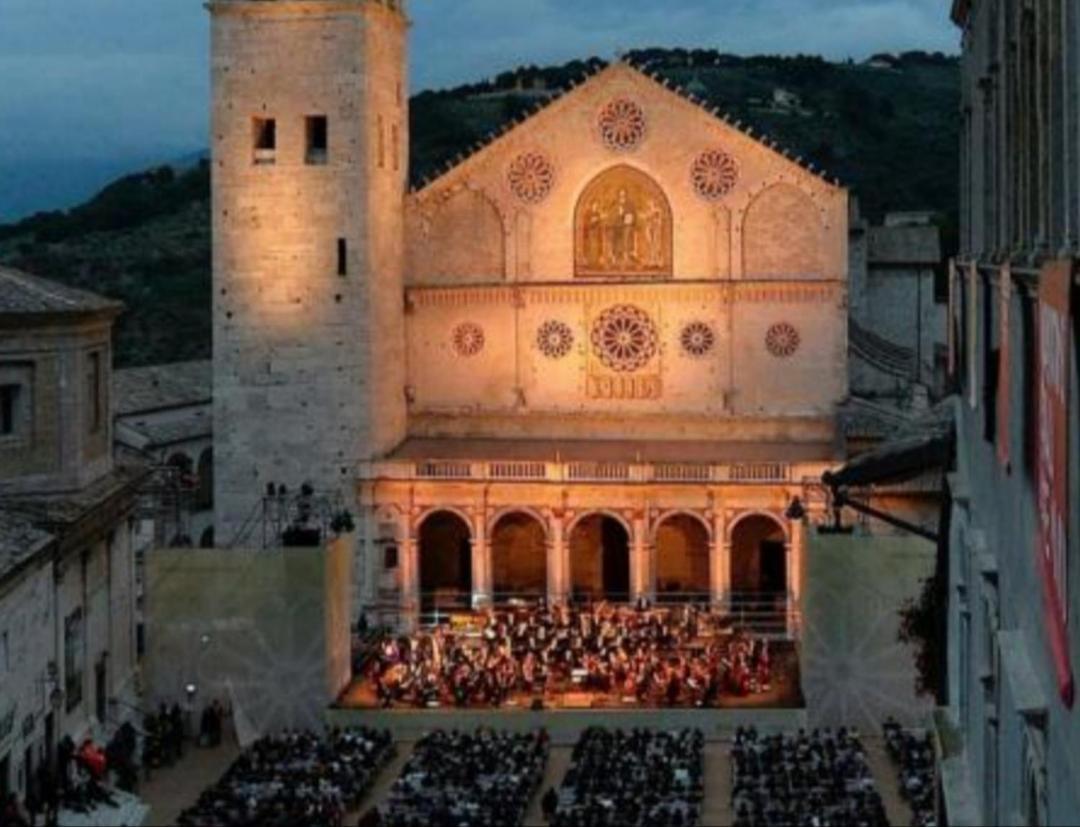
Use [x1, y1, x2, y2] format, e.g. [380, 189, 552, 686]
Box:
[1036, 260, 1074, 707]
[996, 263, 1011, 469]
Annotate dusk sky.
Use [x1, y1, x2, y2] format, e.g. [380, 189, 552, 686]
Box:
[0, 0, 958, 218]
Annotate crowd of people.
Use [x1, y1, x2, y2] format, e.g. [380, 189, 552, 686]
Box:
[730, 726, 887, 827]
[177, 727, 394, 827]
[544, 727, 704, 827]
[367, 602, 774, 708]
[883, 719, 936, 827]
[374, 729, 549, 827]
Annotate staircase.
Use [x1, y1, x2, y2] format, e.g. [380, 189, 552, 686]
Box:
[849, 319, 916, 379]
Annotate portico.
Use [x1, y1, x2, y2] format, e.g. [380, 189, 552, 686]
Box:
[359, 438, 829, 632]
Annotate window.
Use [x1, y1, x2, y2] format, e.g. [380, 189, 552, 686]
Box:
[377, 114, 385, 169]
[64, 609, 84, 713]
[86, 352, 102, 434]
[305, 115, 328, 165]
[253, 117, 276, 164]
[0, 384, 19, 437]
[391, 123, 400, 172]
[337, 238, 347, 277]
[384, 544, 398, 570]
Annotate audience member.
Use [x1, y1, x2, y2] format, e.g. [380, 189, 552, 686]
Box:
[377, 728, 548, 827]
[883, 718, 936, 827]
[552, 727, 704, 827]
[177, 727, 393, 827]
[731, 726, 887, 827]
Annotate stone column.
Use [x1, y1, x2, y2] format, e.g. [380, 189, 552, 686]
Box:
[400, 533, 418, 632]
[631, 513, 650, 602]
[547, 511, 568, 605]
[471, 514, 492, 608]
[711, 511, 729, 607]
[789, 517, 805, 638]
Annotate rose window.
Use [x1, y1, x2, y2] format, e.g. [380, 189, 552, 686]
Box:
[508, 151, 555, 204]
[536, 320, 574, 359]
[691, 148, 739, 201]
[765, 322, 801, 358]
[680, 321, 716, 358]
[590, 305, 659, 372]
[598, 98, 647, 152]
[451, 322, 485, 357]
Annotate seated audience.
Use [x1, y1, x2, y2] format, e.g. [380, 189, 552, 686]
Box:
[731, 726, 887, 827]
[377, 728, 548, 827]
[551, 727, 704, 827]
[177, 727, 393, 827]
[883, 719, 936, 827]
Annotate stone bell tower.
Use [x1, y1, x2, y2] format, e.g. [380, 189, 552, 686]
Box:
[208, 0, 409, 544]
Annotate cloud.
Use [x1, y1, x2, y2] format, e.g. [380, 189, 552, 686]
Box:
[0, 0, 957, 163]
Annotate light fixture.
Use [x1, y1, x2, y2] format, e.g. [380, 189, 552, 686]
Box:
[784, 497, 806, 521]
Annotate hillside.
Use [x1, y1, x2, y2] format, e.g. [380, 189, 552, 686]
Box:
[0, 49, 959, 368]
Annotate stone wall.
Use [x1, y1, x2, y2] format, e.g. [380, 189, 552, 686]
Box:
[210, 0, 408, 543]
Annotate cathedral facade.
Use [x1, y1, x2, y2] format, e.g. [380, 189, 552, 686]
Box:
[209, 0, 849, 629]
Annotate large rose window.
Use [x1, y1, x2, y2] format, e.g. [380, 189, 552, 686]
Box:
[590, 305, 659, 372]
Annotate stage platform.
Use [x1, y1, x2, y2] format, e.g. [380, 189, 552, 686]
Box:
[325, 704, 807, 744]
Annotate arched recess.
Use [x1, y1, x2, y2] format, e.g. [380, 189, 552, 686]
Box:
[654, 513, 711, 600]
[729, 512, 788, 596]
[195, 447, 213, 511]
[418, 510, 473, 611]
[406, 187, 505, 284]
[742, 183, 825, 278]
[490, 511, 547, 600]
[574, 164, 673, 278]
[568, 512, 631, 601]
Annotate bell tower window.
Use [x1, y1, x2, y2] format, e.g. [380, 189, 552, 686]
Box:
[253, 117, 276, 165]
[305, 115, 328, 165]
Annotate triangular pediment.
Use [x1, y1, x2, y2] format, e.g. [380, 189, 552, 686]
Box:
[409, 60, 843, 200]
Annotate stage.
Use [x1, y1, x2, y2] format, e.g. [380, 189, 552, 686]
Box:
[331, 638, 804, 742]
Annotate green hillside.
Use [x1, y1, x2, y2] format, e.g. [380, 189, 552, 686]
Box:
[0, 49, 959, 368]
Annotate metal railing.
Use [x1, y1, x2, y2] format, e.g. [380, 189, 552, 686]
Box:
[410, 589, 799, 638]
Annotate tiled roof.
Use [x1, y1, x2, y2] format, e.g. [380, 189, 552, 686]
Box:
[113, 360, 212, 416]
[0, 265, 123, 316]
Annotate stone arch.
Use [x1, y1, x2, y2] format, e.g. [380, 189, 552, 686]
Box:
[417, 509, 473, 611]
[729, 512, 788, 596]
[574, 164, 673, 278]
[650, 509, 712, 544]
[490, 510, 548, 600]
[654, 512, 711, 600]
[487, 506, 549, 538]
[406, 186, 506, 284]
[742, 182, 826, 278]
[567, 511, 632, 601]
[166, 451, 193, 476]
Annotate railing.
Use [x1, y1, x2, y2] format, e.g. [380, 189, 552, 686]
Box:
[391, 458, 800, 484]
[411, 589, 799, 639]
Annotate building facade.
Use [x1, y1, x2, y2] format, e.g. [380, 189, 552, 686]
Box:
[946, 2, 1080, 824]
[208, 0, 856, 632]
[0, 267, 144, 804]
